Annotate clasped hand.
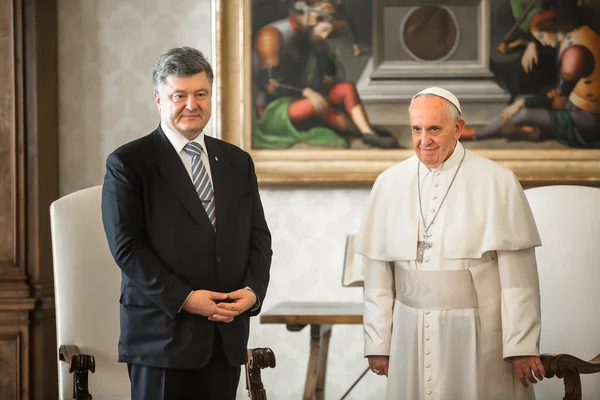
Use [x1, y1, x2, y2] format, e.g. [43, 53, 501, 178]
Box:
[182, 289, 257, 323]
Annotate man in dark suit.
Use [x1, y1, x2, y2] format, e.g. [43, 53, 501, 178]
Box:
[101, 46, 272, 400]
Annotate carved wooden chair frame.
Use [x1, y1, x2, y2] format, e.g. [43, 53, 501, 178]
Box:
[539, 353, 600, 400]
[59, 345, 276, 399]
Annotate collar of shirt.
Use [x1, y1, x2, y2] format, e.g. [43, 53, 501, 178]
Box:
[160, 121, 208, 156]
[420, 140, 464, 175]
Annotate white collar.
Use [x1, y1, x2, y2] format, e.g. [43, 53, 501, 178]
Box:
[160, 121, 207, 155]
[421, 140, 464, 173]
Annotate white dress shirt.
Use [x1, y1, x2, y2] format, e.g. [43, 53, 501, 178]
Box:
[161, 121, 213, 186]
[160, 122, 259, 313]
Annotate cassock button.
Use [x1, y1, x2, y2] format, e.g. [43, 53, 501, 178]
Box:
[427, 378, 432, 382]
[426, 337, 431, 341]
[434, 183, 439, 187]
[432, 196, 437, 200]
[430, 208, 435, 213]
[426, 351, 431, 356]
[426, 364, 431, 369]
[427, 390, 433, 395]
[216, 257, 222, 263]
[425, 311, 430, 315]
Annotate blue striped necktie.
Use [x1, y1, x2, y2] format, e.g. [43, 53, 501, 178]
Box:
[183, 142, 216, 230]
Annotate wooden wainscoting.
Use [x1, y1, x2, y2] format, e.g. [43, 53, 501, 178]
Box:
[0, 0, 59, 398]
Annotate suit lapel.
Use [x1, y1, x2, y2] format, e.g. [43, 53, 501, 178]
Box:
[152, 127, 215, 234]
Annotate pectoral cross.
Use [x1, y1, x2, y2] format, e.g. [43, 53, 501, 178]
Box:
[416, 233, 433, 263]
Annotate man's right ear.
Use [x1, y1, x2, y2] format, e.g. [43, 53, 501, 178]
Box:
[153, 92, 161, 111]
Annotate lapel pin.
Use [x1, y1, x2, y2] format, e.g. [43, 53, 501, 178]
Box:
[215, 156, 219, 161]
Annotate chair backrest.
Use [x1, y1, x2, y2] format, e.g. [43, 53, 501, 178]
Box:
[525, 185, 600, 399]
[50, 185, 129, 399]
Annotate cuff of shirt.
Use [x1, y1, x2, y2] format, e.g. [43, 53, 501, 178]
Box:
[503, 346, 540, 360]
[364, 341, 391, 357]
[179, 290, 194, 313]
[244, 286, 260, 311]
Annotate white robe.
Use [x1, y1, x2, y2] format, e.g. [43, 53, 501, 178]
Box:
[356, 142, 542, 400]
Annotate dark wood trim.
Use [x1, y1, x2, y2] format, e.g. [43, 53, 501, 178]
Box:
[0, 0, 24, 275]
[245, 348, 276, 400]
[0, 333, 20, 400]
[0, 301, 34, 400]
[23, 0, 60, 398]
[58, 345, 95, 400]
[541, 353, 600, 400]
[14, 0, 25, 278]
[24, 0, 59, 289]
[0, 0, 59, 398]
[0, 0, 32, 396]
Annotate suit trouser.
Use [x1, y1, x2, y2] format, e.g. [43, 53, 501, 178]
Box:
[127, 328, 241, 400]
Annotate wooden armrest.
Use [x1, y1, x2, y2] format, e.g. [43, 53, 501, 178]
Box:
[58, 345, 96, 400]
[245, 347, 276, 400]
[540, 352, 600, 400]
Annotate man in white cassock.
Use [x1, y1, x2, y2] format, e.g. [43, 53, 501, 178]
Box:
[355, 87, 545, 399]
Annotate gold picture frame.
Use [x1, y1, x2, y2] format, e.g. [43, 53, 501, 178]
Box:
[213, 0, 600, 186]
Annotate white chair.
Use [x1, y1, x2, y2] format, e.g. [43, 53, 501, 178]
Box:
[525, 185, 600, 400]
[50, 185, 275, 400]
[51, 185, 128, 399]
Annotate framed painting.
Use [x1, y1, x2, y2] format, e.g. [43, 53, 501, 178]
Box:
[213, 0, 600, 185]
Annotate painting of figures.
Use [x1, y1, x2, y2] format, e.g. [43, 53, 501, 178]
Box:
[250, 0, 395, 150]
[249, 0, 600, 151]
[465, 0, 600, 149]
[213, 1, 600, 183]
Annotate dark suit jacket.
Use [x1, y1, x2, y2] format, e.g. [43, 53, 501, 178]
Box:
[101, 125, 272, 369]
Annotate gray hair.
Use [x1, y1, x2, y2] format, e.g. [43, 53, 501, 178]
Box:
[152, 46, 214, 93]
[409, 93, 461, 122]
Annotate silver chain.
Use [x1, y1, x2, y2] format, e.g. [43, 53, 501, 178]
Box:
[417, 148, 466, 235]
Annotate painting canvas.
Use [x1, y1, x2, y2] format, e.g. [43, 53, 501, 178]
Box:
[214, 0, 600, 183]
[250, 0, 397, 150]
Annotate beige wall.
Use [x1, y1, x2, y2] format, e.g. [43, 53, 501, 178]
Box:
[58, 0, 383, 398]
